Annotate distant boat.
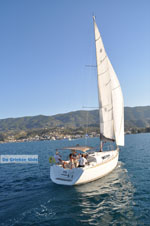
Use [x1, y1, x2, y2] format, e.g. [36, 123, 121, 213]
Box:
[50, 17, 124, 185]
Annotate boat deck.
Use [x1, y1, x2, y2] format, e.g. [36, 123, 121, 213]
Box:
[56, 150, 117, 170]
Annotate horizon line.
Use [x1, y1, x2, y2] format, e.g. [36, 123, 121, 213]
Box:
[0, 105, 150, 120]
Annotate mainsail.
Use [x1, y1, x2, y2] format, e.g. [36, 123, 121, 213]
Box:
[93, 17, 124, 146]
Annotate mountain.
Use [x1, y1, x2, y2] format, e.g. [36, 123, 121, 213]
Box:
[0, 106, 150, 132]
[0, 111, 99, 132]
[124, 106, 150, 129]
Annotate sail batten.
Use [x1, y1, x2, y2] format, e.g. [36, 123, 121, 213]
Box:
[93, 17, 124, 147]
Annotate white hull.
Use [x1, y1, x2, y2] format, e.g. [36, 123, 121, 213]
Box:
[50, 150, 119, 186]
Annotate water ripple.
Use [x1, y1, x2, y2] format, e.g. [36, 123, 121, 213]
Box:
[1, 134, 150, 225]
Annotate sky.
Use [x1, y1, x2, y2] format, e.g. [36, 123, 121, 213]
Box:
[0, 0, 150, 119]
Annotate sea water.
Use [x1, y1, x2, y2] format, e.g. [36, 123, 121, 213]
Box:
[0, 133, 150, 225]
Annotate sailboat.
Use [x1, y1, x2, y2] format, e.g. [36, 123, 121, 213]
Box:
[50, 17, 124, 185]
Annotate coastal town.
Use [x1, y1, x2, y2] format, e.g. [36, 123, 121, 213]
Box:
[0, 127, 98, 143]
[0, 126, 150, 144]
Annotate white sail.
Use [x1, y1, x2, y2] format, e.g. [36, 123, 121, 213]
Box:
[93, 17, 124, 146]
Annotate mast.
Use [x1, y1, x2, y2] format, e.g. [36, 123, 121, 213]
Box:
[93, 17, 103, 151]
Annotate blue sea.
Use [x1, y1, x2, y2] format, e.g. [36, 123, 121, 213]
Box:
[0, 133, 150, 225]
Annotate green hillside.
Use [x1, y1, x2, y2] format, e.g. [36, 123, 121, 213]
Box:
[125, 106, 150, 128]
[0, 106, 150, 132]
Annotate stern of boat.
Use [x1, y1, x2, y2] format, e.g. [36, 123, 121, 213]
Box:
[50, 165, 84, 186]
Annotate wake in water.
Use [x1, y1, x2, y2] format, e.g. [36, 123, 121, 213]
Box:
[1, 161, 138, 226]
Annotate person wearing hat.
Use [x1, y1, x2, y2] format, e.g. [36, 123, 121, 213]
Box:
[54, 150, 62, 164]
[54, 150, 66, 168]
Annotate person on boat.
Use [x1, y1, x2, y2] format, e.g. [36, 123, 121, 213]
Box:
[69, 153, 76, 169]
[77, 153, 81, 160]
[78, 154, 87, 167]
[72, 150, 77, 158]
[54, 151, 66, 168]
[71, 150, 79, 167]
[54, 151, 62, 163]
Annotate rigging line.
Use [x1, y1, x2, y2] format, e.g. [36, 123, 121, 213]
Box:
[85, 65, 97, 67]
[84, 22, 95, 146]
[82, 106, 98, 109]
[85, 110, 89, 146]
